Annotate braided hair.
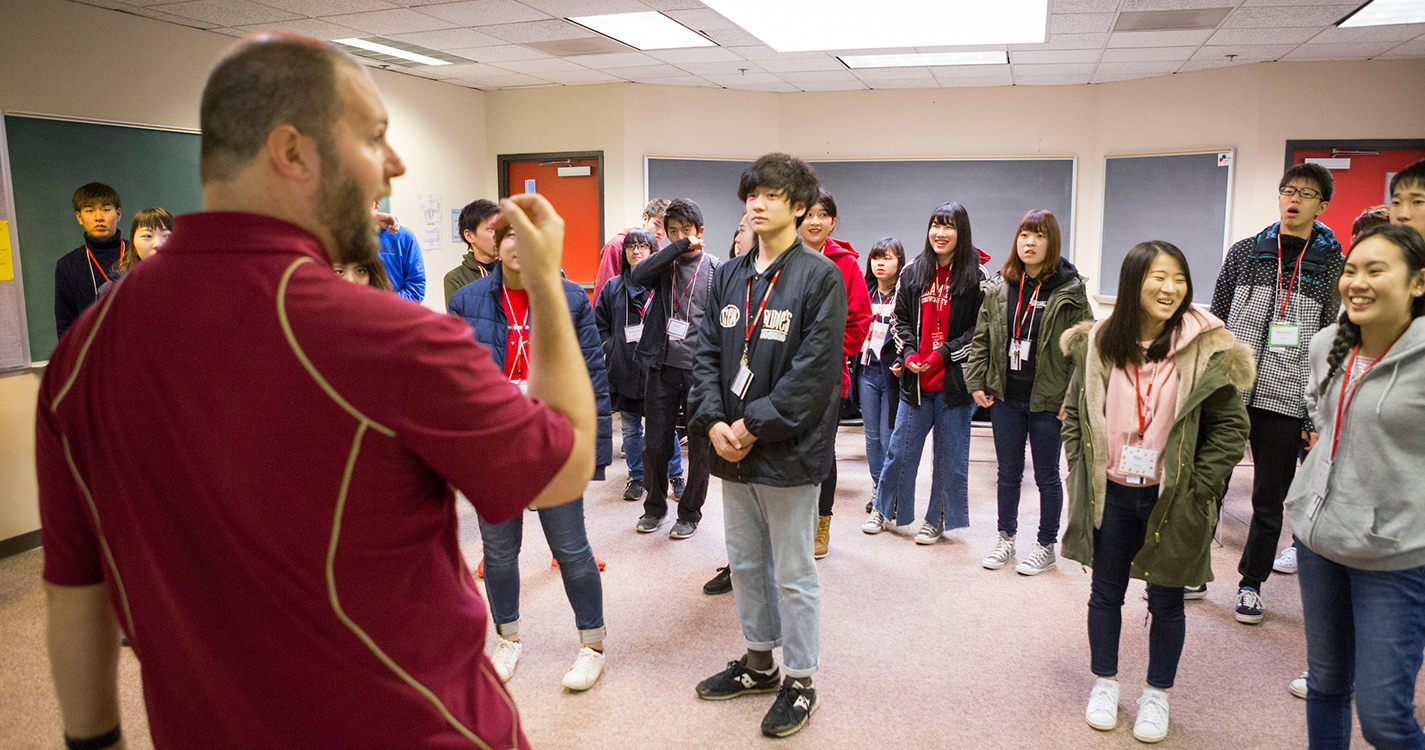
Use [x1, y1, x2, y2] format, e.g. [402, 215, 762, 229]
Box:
[1319, 223, 1425, 395]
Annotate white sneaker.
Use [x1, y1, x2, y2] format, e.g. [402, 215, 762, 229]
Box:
[1016, 542, 1057, 575]
[1290, 671, 1308, 699]
[1273, 546, 1299, 574]
[561, 646, 605, 692]
[982, 532, 1016, 569]
[862, 510, 889, 534]
[490, 638, 522, 683]
[1134, 688, 1170, 743]
[913, 522, 943, 545]
[1086, 677, 1120, 731]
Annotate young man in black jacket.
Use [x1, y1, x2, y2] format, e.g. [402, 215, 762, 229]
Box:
[55, 182, 124, 340]
[629, 198, 718, 539]
[688, 153, 846, 739]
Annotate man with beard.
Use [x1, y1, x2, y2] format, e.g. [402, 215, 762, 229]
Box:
[35, 34, 595, 750]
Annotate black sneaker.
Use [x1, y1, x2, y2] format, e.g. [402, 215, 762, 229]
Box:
[671, 477, 686, 500]
[695, 656, 781, 701]
[622, 478, 644, 501]
[703, 566, 732, 595]
[761, 676, 819, 738]
[635, 514, 664, 533]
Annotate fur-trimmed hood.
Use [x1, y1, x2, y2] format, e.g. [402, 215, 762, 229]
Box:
[1059, 309, 1255, 393]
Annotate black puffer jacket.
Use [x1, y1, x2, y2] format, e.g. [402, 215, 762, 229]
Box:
[594, 274, 652, 413]
[689, 241, 847, 487]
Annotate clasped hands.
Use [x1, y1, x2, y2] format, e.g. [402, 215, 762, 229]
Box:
[709, 419, 757, 462]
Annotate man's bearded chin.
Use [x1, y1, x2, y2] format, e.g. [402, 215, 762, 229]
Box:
[319, 161, 381, 267]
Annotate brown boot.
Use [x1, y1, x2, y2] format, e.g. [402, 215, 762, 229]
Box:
[814, 515, 831, 559]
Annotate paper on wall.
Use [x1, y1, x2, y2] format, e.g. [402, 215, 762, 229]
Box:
[418, 194, 441, 249]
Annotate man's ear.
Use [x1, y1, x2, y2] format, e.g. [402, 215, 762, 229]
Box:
[792, 202, 808, 220]
[74, 211, 83, 226]
[462, 228, 476, 247]
[265, 124, 319, 183]
[693, 225, 705, 239]
[114, 207, 121, 224]
[1316, 200, 1330, 219]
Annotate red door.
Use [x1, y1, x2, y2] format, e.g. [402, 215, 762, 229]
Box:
[1292, 147, 1425, 252]
[503, 156, 602, 300]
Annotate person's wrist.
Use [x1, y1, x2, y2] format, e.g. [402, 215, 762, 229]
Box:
[66, 725, 121, 750]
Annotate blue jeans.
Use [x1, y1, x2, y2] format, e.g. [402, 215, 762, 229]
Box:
[874, 389, 974, 531]
[722, 480, 821, 678]
[859, 362, 894, 491]
[619, 410, 682, 482]
[1088, 481, 1185, 690]
[1298, 540, 1425, 749]
[990, 399, 1065, 547]
[478, 498, 606, 644]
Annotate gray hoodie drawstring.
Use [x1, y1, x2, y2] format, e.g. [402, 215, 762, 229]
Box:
[1376, 361, 1401, 415]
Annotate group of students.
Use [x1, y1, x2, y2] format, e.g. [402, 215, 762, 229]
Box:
[52, 150, 1425, 745]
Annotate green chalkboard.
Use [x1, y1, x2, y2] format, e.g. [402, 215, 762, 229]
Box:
[5, 115, 203, 361]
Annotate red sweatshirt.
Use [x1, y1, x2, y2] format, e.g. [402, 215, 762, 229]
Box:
[821, 237, 873, 397]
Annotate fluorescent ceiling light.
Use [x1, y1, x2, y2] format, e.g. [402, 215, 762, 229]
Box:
[700, 0, 1047, 52]
[1338, 0, 1425, 27]
[568, 12, 715, 51]
[334, 38, 450, 66]
[841, 51, 1008, 68]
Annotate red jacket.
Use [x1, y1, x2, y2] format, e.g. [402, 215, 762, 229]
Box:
[821, 238, 873, 397]
[593, 227, 637, 301]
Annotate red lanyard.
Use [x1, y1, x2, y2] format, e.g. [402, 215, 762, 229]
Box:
[502, 286, 530, 381]
[743, 270, 781, 355]
[1013, 278, 1041, 340]
[1132, 361, 1163, 441]
[671, 254, 704, 320]
[1276, 232, 1310, 320]
[1329, 340, 1399, 461]
[85, 240, 123, 284]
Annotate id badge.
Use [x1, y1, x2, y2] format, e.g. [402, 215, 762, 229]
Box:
[1009, 338, 1031, 371]
[732, 362, 754, 398]
[667, 318, 690, 341]
[624, 323, 644, 343]
[1118, 445, 1159, 482]
[516, 380, 529, 395]
[1268, 322, 1300, 348]
[1309, 459, 1332, 519]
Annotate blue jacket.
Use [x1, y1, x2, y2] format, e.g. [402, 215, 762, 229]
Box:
[377, 223, 427, 303]
[447, 262, 612, 476]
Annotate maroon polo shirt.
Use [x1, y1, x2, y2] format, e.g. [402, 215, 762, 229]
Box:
[37, 212, 572, 750]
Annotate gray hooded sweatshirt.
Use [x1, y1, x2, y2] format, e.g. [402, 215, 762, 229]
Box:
[1285, 317, 1425, 571]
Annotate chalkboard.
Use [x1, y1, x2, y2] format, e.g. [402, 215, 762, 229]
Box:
[3, 114, 204, 363]
[1099, 150, 1234, 304]
[646, 156, 1076, 273]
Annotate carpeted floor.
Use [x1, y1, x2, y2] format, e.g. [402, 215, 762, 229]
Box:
[2, 421, 1419, 749]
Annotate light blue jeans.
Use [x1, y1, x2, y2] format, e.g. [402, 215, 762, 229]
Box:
[858, 362, 894, 491]
[619, 409, 682, 482]
[722, 479, 821, 678]
[874, 389, 974, 531]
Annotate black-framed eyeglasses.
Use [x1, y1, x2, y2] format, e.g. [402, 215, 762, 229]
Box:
[1279, 185, 1323, 201]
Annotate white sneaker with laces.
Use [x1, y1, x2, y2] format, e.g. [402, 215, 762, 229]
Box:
[982, 532, 1016, 570]
[1015, 542, 1057, 575]
[1290, 671, 1308, 699]
[913, 522, 943, 545]
[491, 638, 522, 683]
[1273, 546, 1299, 574]
[862, 510, 889, 534]
[1086, 677, 1120, 730]
[1134, 688, 1170, 743]
[561, 647, 605, 691]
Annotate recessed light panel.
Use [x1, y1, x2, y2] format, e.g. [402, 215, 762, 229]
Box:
[841, 51, 1009, 68]
[334, 38, 451, 66]
[1338, 0, 1425, 27]
[568, 12, 716, 51]
[700, 0, 1047, 52]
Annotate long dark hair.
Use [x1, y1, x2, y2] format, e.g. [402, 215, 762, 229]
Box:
[1095, 241, 1195, 369]
[864, 237, 905, 290]
[905, 202, 978, 296]
[1319, 223, 1425, 394]
[620, 229, 658, 275]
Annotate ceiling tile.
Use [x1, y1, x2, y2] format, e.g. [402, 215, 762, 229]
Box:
[538, 69, 627, 84]
[673, 60, 767, 75]
[645, 46, 745, 63]
[625, 74, 716, 86]
[1120, 0, 1234, 8]
[1011, 48, 1101, 63]
[1011, 32, 1110, 50]
[935, 73, 1015, 87]
[777, 69, 860, 83]
[1283, 41, 1399, 59]
[1240, 0, 1369, 5]
[323, 8, 456, 34]
[639, 0, 705, 8]
[1190, 43, 1296, 60]
[1050, 0, 1121, 11]
[826, 46, 920, 56]
[1013, 62, 1097, 75]
[1177, 57, 1267, 71]
[1049, 13, 1116, 34]
[1107, 29, 1213, 47]
[416, 0, 551, 26]
[480, 19, 598, 43]
[911, 44, 1012, 54]
[930, 66, 1013, 84]
[445, 43, 553, 61]
[208, 26, 250, 36]
[1378, 38, 1425, 58]
[1092, 69, 1170, 83]
[600, 64, 688, 78]
[730, 45, 829, 61]
[1207, 26, 1319, 45]
[461, 71, 553, 86]
[1014, 73, 1093, 85]
[700, 27, 763, 47]
[235, 17, 364, 38]
[152, 0, 301, 26]
[1100, 45, 1194, 61]
[1095, 60, 1181, 75]
[387, 27, 505, 48]
[791, 80, 869, 91]
[755, 55, 846, 72]
[571, 51, 661, 68]
[517, 0, 651, 14]
[1309, 23, 1425, 44]
[849, 66, 936, 82]
[1223, 5, 1357, 28]
[68, 0, 141, 9]
[490, 56, 591, 73]
[128, 5, 223, 27]
[699, 71, 784, 86]
[862, 78, 938, 89]
[250, 0, 394, 15]
[722, 81, 799, 92]
[662, 8, 740, 31]
[439, 62, 509, 79]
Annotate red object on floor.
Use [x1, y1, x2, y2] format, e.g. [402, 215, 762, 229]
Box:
[476, 558, 483, 579]
[552, 557, 607, 571]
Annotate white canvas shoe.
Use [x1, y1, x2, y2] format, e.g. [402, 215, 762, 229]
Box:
[1134, 688, 1170, 743]
[490, 638, 522, 683]
[561, 647, 605, 692]
[1086, 677, 1120, 731]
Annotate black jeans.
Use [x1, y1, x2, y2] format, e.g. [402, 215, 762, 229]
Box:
[1238, 407, 1305, 591]
[1088, 481, 1186, 690]
[818, 457, 837, 517]
[643, 364, 710, 524]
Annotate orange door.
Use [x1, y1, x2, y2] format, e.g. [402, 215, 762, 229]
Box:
[1292, 147, 1425, 252]
[503, 156, 602, 297]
